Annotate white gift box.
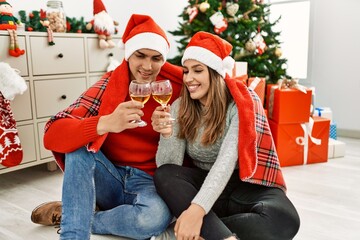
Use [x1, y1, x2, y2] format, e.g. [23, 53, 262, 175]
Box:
[313, 107, 333, 121]
[232, 61, 248, 77]
[328, 138, 346, 159]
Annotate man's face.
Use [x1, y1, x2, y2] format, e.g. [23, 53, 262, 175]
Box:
[128, 49, 164, 83]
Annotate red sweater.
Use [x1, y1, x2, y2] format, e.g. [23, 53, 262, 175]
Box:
[44, 61, 183, 175]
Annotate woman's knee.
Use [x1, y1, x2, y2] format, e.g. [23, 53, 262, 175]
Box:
[263, 194, 300, 239]
[154, 164, 177, 189]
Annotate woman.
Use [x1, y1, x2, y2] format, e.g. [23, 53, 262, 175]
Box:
[151, 31, 300, 240]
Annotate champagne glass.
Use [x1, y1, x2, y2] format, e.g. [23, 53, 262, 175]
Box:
[151, 80, 175, 124]
[151, 80, 173, 108]
[129, 80, 152, 127]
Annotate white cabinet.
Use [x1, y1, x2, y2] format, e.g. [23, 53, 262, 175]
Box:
[0, 31, 124, 173]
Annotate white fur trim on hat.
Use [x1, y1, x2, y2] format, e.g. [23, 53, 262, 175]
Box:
[181, 46, 235, 78]
[124, 32, 169, 62]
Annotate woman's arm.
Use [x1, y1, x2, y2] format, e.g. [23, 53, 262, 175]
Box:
[192, 108, 239, 214]
[155, 99, 186, 167]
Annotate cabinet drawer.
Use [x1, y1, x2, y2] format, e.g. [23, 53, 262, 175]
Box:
[34, 77, 86, 118]
[87, 37, 124, 72]
[11, 81, 32, 121]
[0, 124, 37, 169]
[37, 122, 53, 159]
[30, 36, 86, 75]
[0, 35, 28, 76]
[18, 124, 37, 164]
[88, 75, 103, 87]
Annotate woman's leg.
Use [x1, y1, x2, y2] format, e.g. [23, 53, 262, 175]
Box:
[221, 179, 300, 240]
[154, 164, 233, 239]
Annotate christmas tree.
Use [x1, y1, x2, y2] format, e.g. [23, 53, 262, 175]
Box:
[169, 0, 290, 84]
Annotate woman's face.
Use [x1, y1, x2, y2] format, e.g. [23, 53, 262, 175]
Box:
[182, 59, 210, 105]
[128, 49, 164, 83]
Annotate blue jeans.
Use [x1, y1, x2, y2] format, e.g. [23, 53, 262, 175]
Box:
[60, 147, 172, 240]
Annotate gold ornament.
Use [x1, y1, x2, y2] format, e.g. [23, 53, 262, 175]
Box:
[245, 39, 256, 52]
[199, 1, 210, 13]
[226, 3, 239, 17]
[275, 47, 282, 57]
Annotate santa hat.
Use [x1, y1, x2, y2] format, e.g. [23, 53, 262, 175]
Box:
[93, 0, 107, 15]
[181, 31, 235, 78]
[121, 14, 169, 62]
[0, 0, 10, 6]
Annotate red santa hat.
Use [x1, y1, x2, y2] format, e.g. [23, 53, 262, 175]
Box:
[0, 0, 10, 6]
[181, 31, 235, 78]
[93, 0, 107, 15]
[121, 14, 169, 62]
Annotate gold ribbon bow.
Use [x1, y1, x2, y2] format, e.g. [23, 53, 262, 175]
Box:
[277, 78, 307, 94]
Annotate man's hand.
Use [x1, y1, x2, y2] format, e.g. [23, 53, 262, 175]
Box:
[97, 100, 144, 135]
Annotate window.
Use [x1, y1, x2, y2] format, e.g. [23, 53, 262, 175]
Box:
[269, 0, 311, 79]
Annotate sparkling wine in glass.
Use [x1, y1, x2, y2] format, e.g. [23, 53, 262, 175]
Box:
[151, 80, 173, 108]
[151, 80, 175, 124]
[129, 80, 152, 127]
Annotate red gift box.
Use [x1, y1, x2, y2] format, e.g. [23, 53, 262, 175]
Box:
[266, 83, 312, 124]
[269, 116, 330, 167]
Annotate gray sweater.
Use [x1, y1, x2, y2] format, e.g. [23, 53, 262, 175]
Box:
[156, 98, 239, 214]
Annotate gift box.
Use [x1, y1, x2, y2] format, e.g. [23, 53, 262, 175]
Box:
[330, 122, 337, 139]
[266, 84, 312, 124]
[248, 77, 265, 105]
[232, 61, 248, 77]
[328, 138, 346, 159]
[313, 107, 333, 121]
[269, 116, 330, 167]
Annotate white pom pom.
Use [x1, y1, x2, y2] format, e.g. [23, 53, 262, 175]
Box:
[222, 56, 235, 72]
[118, 40, 125, 49]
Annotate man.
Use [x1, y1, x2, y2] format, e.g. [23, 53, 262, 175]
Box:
[30, 14, 183, 240]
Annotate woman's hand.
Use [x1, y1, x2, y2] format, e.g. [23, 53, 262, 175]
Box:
[151, 105, 174, 138]
[97, 100, 144, 135]
[174, 204, 206, 240]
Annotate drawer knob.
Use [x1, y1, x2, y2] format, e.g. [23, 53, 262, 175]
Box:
[58, 53, 64, 58]
[60, 95, 67, 100]
[108, 53, 114, 57]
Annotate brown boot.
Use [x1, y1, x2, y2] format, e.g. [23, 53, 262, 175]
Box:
[31, 201, 62, 226]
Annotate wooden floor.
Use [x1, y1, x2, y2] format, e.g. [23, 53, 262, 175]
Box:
[0, 137, 359, 240]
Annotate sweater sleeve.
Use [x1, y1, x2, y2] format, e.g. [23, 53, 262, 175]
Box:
[43, 73, 111, 153]
[156, 99, 186, 167]
[192, 108, 239, 214]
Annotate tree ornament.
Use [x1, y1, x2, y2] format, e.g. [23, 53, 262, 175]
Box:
[210, 11, 228, 34]
[186, 6, 198, 23]
[253, 32, 267, 55]
[245, 39, 256, 52]
[226, 2, 239, 17]
[275, 47, 282, 57]
[199, 1, 210, 13]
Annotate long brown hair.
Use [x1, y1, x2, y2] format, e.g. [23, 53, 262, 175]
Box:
[178, 67, 232, 145]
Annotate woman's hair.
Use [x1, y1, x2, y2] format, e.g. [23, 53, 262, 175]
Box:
[178, 67, 232, 145]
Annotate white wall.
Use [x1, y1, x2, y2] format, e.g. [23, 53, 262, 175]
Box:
[10, 0, 360, 137]
[11, 0, 188, 58]
[308, 0, 360, 137]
